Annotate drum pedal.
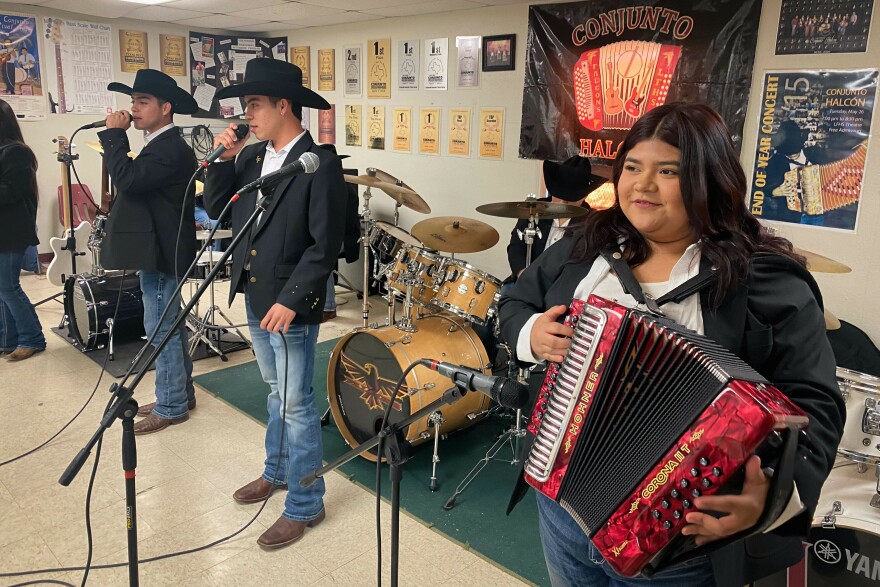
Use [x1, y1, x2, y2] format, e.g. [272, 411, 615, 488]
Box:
[821, 500, 843, 528]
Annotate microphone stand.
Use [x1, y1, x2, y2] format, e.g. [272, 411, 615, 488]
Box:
[58, 179, 276, 587]
[301, 384, 470, 587]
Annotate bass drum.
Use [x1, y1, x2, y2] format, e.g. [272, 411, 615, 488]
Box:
[328, 314, 491, 461]
[65, 272, 145, 351]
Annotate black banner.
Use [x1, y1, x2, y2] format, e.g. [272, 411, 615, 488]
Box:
[519, 1, 762, 163]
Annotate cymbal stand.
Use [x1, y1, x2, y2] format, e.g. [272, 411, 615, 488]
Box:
[442, 212, 540, 510]
[395, 273, 419, 333]
[393, 202, 402, 226]
[359, 182, 375, 328]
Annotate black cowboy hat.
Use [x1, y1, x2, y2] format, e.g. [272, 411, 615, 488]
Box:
[543, 155, 608, 202]
[214, 58, 331, 110]
[107, 68, 198, 115]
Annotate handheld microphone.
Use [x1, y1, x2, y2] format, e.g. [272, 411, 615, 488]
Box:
[203, 124, 250, 165]
[418, 359, 530, 410]
[237, 151, 320, 195]
[80, 112, 132, 130]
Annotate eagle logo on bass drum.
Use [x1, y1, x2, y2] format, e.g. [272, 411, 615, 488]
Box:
[340, 352, 404, 412]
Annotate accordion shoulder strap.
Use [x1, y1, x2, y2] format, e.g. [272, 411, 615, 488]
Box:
[599, 246, 716, 313]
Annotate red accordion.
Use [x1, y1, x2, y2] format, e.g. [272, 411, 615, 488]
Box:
[524, 295, 809, 577]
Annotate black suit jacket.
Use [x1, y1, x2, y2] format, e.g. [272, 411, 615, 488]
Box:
[203, 131, 346, 324]
[0, 143, 39, 252]
[499, 236, 845, 587]
[504, 196, 590, 284]
[98, 127, 197, 276]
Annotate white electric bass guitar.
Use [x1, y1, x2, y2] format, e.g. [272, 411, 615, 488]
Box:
[47, 136, 91, 286]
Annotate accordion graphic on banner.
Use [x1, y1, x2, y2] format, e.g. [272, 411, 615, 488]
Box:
[574, 41, 682, 132]
[773, 141, 867, 215]
[523, 295, 809, 577]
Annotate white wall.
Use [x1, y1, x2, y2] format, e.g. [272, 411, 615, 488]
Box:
[6, 0, 878, 342]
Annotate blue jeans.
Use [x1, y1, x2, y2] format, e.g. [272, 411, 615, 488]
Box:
[537, 493, 716, 587]
[245, 295, 325, 521]
[323, 274, 336, 312]
[139, 271, 194, 420]
[0, 250, 45, 351]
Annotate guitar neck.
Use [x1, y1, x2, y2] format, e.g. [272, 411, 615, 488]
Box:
[54, 43, 66, 113]
[58, 147, 73, 232]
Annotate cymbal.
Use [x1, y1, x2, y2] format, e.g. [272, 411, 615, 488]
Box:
[369, 168, 417, 194]
[476, 200, 589, 220]
[411, 216, 499, 253]
[85, 140, 137, 159]
[795, 248, 851, 273]
[344, 174, 431, 213]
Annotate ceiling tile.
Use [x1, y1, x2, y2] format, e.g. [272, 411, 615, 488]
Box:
[227, 2, 344, 20]
[172, 14, 272, 28]
[165, 0, 288, 12]
[227, 22, 287, 33]
[0, 0, 54, 5]
[125, 5, 212, 21]
[297, 0, 412, 9]
[362, 0, 486, 17]
[289, 11, 385, 27]
[41, 0, 138, 18]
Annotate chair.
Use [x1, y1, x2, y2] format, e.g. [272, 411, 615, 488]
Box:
[57, 183, 98, 227]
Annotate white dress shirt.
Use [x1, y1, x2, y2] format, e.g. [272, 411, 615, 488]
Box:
[255, 130, 306, 225]
[143, 123, 175, 146]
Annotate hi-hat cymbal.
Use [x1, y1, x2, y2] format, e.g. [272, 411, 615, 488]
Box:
[344, 174, 431, 213]
[411, 216, 499, 253]
[476, 200, 589, 220]
[85, 140, 137, 159]
[795, 248, 851, 273]
[370, 168, 417, 194]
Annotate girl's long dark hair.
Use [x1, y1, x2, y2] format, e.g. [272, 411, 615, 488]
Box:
[572, 102, 802, 308]
[0, 98, 38, 205]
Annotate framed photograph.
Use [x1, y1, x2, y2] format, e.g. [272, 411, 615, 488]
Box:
[482, 34, 515, 71]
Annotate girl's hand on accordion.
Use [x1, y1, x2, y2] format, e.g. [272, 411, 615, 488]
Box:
[530, 305, 575, 363]
[681, 455, 770, 546]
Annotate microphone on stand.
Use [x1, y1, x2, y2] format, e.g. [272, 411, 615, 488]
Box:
[79, 112, 132, 129]
[417, 359, 530, 410]
[237, 151, 320, 195]
[202, 124, 251, 165]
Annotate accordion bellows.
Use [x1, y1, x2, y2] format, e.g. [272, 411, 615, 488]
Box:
[524, 295, 808, 577]
[773, 141, 866, 215]
[574, 41, 681, 131]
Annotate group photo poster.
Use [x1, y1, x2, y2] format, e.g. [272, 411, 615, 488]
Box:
[520, 1, 762, 164]
[189, 31, 287, 119]
[749, 69, 876, 232]
[775, 0, 873, 55]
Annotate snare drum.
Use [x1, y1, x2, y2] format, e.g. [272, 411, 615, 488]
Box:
[431, 260, 501, 325]
[368, 221, 422, 260]
[836, 368, 880, 464]
[387, 244, 444, 308]
[328, 314, 491, 461]
[192, 250, 232, 281]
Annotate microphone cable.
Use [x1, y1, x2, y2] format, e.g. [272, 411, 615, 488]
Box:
[2, 319, 292, 586]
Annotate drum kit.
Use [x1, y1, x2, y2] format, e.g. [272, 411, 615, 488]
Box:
[326, 171, 591, 492]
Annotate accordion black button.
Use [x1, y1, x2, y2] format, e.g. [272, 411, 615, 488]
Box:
[679, 479, 689, 488]
[712, 467, 722, 477]
[670, 489, 680, 499]
[690, 467, 700, 477]
[663, 520, 673, 530]
[699, 457, 710, 467]
[701, 478, 712, 488]
[652, 510, 662, 519]
[661, 499, 671, 509]
[692, 488, 702, 498]
[536, 412, 543, 420]
[682, 499, 692, 508]
[672, 510, 682, 519]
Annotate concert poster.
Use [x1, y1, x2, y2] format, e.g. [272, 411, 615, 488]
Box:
[344, 45, 361, 97]
[160, 34, 185, 77]
[392, 107, 411, 151]
[479, 108, 504, 159]
[345, 104, 362, 147]
[367, 38, 390, 98]
[456, 36, 480, 88]
[189, 31, 287, 118]
[419, 107, 440, 154]
[775, 0, 873, 55]
[448, 108, 471, 156]
[43, 17, 113, 116]
[397, 40, 419, 90]
[292, 46, 310, 87]
[424, 38, 448, 90]
[520, 1, 762, 164]
[0, 13, 45, 120]
[367, 105, 385, 149]
[119, 30, 148, 73]
[748, 69, 876, 233]
[318, 48, 334, 91]
[318, 104, 336, 143]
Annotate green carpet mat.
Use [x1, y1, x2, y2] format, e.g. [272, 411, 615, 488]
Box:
[194, 338, 549, 586]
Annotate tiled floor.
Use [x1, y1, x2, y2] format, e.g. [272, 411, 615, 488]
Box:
[0, 271, 534, 586]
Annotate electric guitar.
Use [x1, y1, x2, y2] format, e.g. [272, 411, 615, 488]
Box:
[47, 136, 91, 286]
